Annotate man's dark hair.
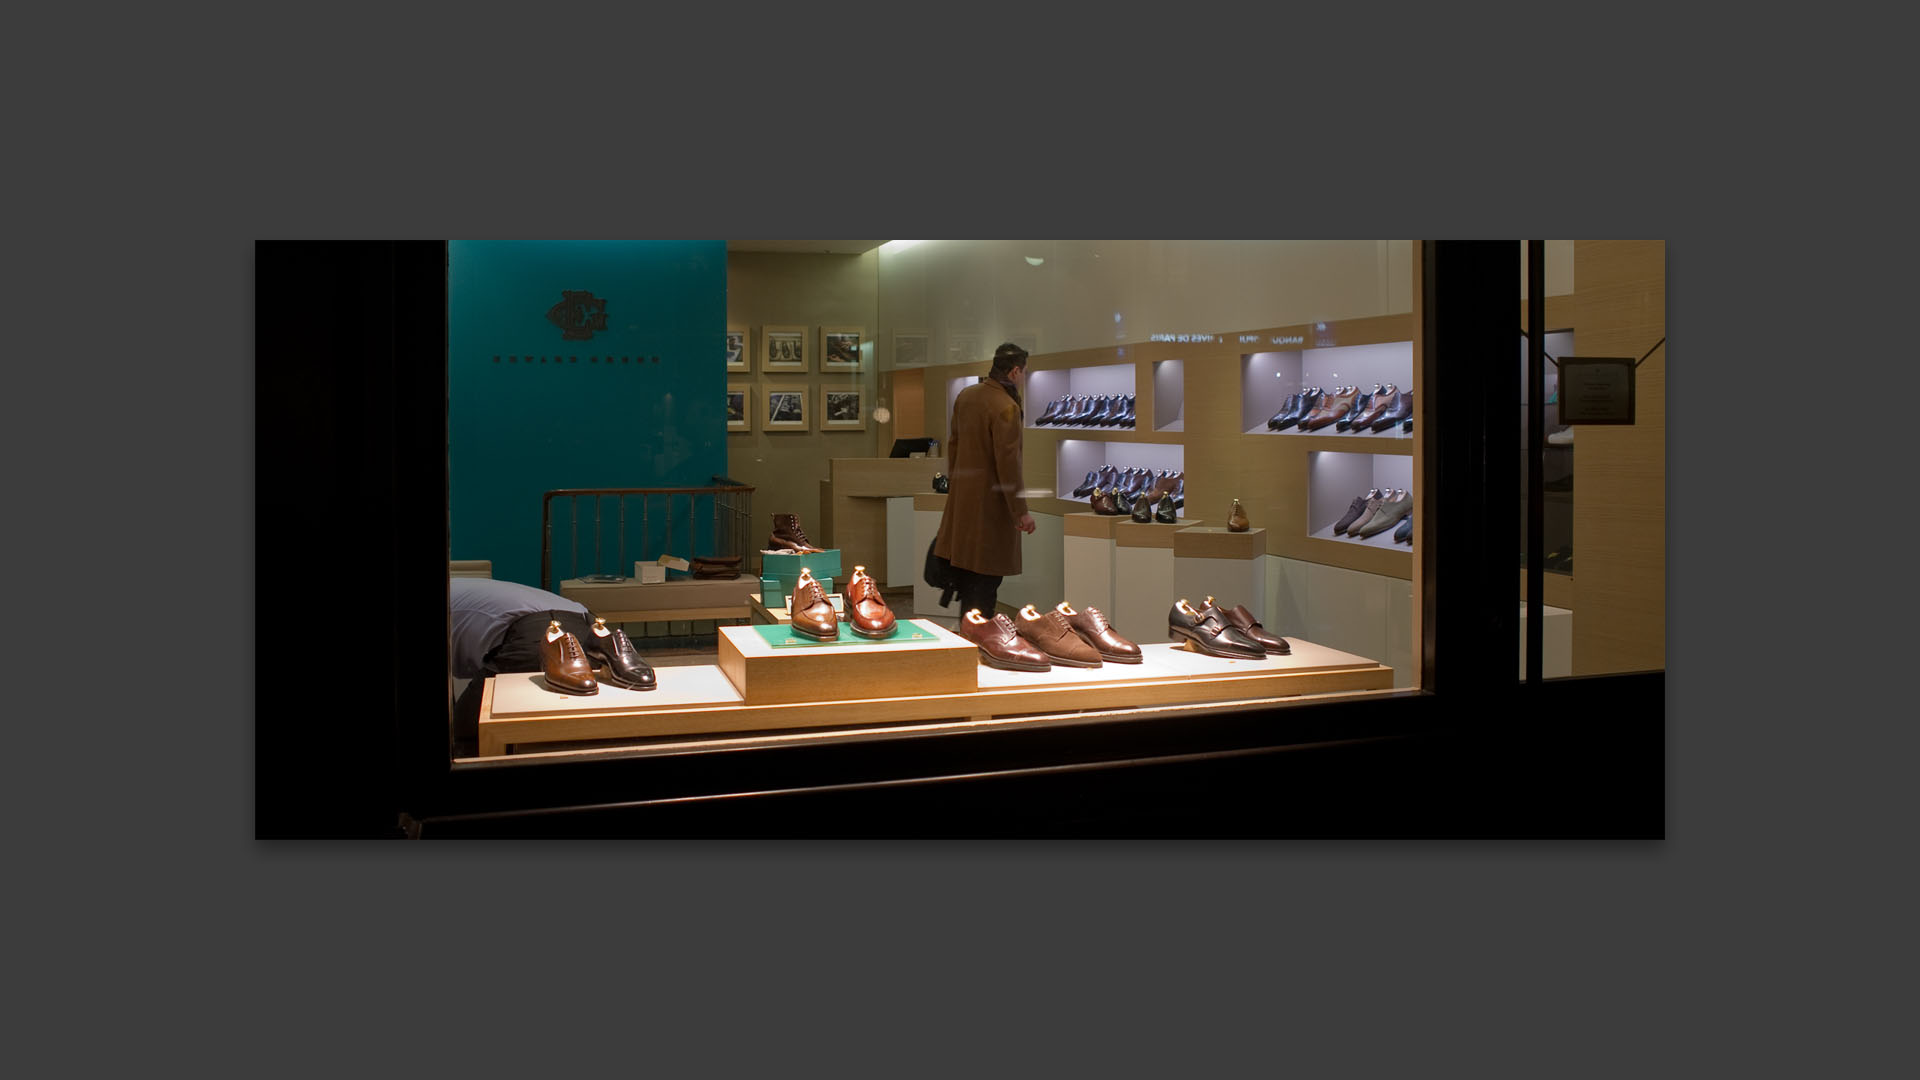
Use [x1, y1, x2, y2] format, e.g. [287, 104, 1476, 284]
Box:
[989, 342, 1029, 375]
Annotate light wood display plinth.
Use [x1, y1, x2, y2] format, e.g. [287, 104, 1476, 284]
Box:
[1062, 512, 1125, 617]
[473, 637, 1393, 758]
[558, 574, 759, 623]
[718, 620, 977, 705]
[1173, 527, 1270, 625]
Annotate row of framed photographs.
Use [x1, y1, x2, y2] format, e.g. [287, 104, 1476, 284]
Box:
[726, 382, 868, 433]
[726, 324, 866, 374]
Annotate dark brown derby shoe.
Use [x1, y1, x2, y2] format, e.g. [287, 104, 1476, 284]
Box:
[786, 568, 840, 641]
[1014, 604, 1102, 668]
[1202, 597, 1290, 655]
[1090, 487, 1121, 515]
[959, 609, 1051, 671]
[587, 616, 657, 690]
[1168, 598, 1266, 660]
[540, 620, 599, 695]
[1058, 601, 1141, 663]
[845, 565, 897, 638]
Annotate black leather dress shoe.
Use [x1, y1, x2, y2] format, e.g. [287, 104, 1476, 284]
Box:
[1336, 391, 1374, 432]
[587, 617, 657, 690]
[1071, 470, 1099, 498]
[1154, 495, 1177, 523]
[1035, 397, 1064, 425]
[1275, 390, 1320, 431]
[1116, 395, 1136, 427]
[1113, 488, 1135, 515]
[1373, 390, 1412, 431]
[931, 472, 948, 493]
[1130, 496, 1153, 523]
[1168, 598, 1266, 660]
[1268, 393, 1299, 430]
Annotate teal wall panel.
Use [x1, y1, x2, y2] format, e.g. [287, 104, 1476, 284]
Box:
[450, 240, 726, 589]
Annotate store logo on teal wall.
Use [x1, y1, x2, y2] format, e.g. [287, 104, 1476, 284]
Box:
[546, 289, 610, 340]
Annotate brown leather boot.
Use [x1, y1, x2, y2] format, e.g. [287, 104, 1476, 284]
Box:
[769, 513, 825, 554]
[539, 620, 599, 695]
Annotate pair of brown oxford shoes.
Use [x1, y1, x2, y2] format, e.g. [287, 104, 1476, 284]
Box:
[957, 601, 1141, 671]
[787, 565, 897, 641]
[539, 617, 658, 695]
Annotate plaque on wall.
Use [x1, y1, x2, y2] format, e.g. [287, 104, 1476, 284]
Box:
[1557, 357, 1636, 425]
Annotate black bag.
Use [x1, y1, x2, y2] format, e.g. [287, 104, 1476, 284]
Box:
[923, 539, 957, 607]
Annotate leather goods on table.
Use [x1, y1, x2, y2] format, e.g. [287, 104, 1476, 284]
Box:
[1227, 499, 1250, 532]
[540, 620, 599, 695]
[1090, 487, 1121, 516]
[1058, 601, 1140, 664]
[1154, 495, 1177, 524]
[689, 555, 742, 579]
[1130, 495, 1153, 523]
[786, 567, 840, 641]
[1199, 597, 1290, 655]
[1332, 494, 1371, 535]
[1014, 603, 1103, 668]
[1167, 598, 1267, 660]
[586, 616, 657, 690]
[844, 564, 898, 638]
[1352, 490, 1412, 538]
[959, 608, 1051, 671]
[1113, 489, 1135, 515]
[768, 512, 826, 554]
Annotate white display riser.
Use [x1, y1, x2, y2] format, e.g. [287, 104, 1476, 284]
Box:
[1111, 543, 1176, 649]
[1062, 533, 1115, 619]
[1173, 554, 1269, 627]
[1519, 602, 1573, 679]
[885, 496, 915, 589]
[1267, 556, 1415, 691]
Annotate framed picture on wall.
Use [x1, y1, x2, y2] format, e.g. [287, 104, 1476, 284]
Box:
[764, 383, 810, 430]
[726, 382, 753, 432]
[820, 326, 865, 372]
[948, 331, 980, 366]
[726, 325, 750, 373]
[893, 330, 928, 368]
[819, 385, 866, 430]
[762, 325, 808, 372]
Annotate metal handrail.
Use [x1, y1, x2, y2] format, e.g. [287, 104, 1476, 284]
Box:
[540, 479, 756, 592]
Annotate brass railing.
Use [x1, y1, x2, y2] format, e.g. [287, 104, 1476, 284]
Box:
[540, 478, 755, 592]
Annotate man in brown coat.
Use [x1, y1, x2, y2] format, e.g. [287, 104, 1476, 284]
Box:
[934, 342, 1037, 618]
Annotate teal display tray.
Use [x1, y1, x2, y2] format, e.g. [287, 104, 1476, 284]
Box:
[752, 621, 933, 649]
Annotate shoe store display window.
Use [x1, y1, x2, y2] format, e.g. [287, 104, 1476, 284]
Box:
[257, 239, 1668, 838]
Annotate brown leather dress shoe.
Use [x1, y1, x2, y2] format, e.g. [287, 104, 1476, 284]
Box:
[1014, 604, 1102, 667]
[1168, 599, 1266, 660]
[959, 609, 1051, 671]
[768, 512, 826, 554]
[1302, 387, 1358, 431]
[845, 565, 897, 638]
[786, 567, 840, 641]
[1227, 499, 1250, 532]
[1058, 601, 1141, 663]
[1201, 597, 1290, 655]
[1090, 487, 1121, 515]
[540, 620, 599, 694]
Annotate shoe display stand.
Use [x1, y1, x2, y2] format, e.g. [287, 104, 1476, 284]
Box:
[1304, 452, 1415, 549]
[1172, 527, 1269, 626]
[1241, 341, 1414, 439]
[472, 633, 1393, 758]
[1062, 511, 1126, 619]
[557, 574, 761, 624]
[1109, 519, 1202, 646]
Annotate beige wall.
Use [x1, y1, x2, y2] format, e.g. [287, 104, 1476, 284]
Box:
[726, 251, 880, 537]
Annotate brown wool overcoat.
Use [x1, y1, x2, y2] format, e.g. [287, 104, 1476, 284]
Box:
[934, 377, 1028, 577]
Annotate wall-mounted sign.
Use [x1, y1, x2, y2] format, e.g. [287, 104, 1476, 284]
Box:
[1557, 357, 1636, 425]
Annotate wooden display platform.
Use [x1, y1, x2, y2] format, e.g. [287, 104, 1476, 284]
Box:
[558, 574, 759, 623]
[474, 637, 1393, 757]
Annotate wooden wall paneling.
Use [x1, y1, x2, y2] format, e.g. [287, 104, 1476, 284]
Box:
[1569, 241, 1665, 675]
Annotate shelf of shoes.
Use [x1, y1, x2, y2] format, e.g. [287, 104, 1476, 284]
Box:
[1241, 342, 1414, 441]
[1026, 363, 1137, 431]
[1055, 440, 1186, 516]
[1305, 453, 1414, 551]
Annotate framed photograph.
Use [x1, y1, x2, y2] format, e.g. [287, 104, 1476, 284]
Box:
[726, 325, 750, 373]
[762, 325, 808, 372]
[893, 330, 929, 368]
[726, 382, 752, 432]
[948, 331, 980, 365]
[820, 326, 866, 372]
[763, 383, 810, 430]
[819, 385, 866, 430]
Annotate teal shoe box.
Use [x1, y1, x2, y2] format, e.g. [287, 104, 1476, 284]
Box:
[761, 549, 842, 604]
